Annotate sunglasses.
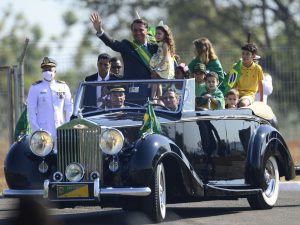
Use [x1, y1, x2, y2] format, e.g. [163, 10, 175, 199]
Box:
[111, 66, 122, 69]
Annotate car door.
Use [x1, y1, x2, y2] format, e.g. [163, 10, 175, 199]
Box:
[223, 116, 257, 180]
[182, 112, 228, 182]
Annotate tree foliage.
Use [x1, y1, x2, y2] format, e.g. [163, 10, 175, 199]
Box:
[0, 5, 50, 91]
[1, 0, 300, 119]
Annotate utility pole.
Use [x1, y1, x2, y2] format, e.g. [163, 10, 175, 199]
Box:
[18, 38, 30, 113]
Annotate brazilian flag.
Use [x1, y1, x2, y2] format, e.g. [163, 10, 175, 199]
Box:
[14, 106, 31, 141]
[147, 25, 156, 43]
[223, 59, 242, 95]
[139, 101, 162, 136]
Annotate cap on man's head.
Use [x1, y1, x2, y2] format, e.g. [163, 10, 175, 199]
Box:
[40, 57, 57, 68]
[241, 43, 257, 54]
[194, 63, 206, 74]
[109, 87, 125, 94]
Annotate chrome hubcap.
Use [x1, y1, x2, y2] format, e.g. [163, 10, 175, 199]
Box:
[158, 164, 166, 218]
[264, 159, 276, 197]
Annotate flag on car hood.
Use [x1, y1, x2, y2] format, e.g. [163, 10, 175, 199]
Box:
[14, 105, 31, 141]
[139, 101, 162, 136]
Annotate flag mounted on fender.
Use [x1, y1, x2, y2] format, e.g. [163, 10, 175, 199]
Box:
[14, 105, 31, 141]
[139, 100, 162, 136]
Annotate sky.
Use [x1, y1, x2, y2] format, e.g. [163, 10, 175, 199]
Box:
[0, 0, 89, 70]
[0, 0, 87, 43]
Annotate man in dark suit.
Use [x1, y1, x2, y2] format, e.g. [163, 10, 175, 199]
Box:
[82, 53, 119, 110]
[90, 12, 158, 80]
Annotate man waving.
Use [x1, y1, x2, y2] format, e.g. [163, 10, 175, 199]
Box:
[90, 12, 158, 80]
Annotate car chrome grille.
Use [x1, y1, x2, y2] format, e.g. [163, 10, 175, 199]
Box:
[57, 119, 102, 181]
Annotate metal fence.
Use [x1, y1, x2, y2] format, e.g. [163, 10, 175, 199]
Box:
[0, 67, 14, 151]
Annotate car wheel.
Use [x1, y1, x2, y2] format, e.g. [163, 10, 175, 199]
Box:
[143, 162, 166, 222]
[248, 155, 279, 209]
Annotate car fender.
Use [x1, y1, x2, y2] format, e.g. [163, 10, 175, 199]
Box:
[245, 124, 295, 186]
[128, 133, 204, 197]
[4, 135, 56, 189]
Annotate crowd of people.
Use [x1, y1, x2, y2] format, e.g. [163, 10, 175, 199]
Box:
[89, 12, 273, 109]
[24, 12, 273, 143]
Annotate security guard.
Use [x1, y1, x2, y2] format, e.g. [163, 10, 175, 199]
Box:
[27, 57, 73, 150]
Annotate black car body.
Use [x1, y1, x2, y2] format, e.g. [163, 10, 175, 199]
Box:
[4, 79, 297, 222]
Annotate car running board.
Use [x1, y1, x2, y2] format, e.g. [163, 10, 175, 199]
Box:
[205, 183, 262, 197]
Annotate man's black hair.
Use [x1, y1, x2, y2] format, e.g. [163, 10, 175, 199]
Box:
[241, 43, 257, 54]
[97, 53, 111, 62]
[130, 19, 148, 30]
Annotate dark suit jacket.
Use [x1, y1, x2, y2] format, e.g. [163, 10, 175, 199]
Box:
[82, 73, 119, 109]
[99, 33, 158, 80]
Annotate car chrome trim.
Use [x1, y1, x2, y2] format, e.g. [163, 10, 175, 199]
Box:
[44, 179, 50, 198]
[2, 186, 151, 198]
[181, 115, 259, 122]
[94, 178, 100, 198]
[2, 189, 44, 197]
[100, 187, 151, 196]
[205, 184, 262, 196]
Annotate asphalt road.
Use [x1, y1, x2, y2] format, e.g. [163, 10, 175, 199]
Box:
[0, 189, 299, 225]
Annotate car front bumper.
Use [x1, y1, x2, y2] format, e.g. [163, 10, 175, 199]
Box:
[3, 178, 151, 200]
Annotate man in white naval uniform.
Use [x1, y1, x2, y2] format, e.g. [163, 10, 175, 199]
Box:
[27, 57, 73, 151]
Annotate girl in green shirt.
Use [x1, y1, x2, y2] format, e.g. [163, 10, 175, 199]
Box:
[188, 38, 226, 93]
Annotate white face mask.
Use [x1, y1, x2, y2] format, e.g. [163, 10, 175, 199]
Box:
[43, 71, 55, 81]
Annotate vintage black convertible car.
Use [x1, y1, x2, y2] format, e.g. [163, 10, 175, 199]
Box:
[3, 79, 298, 222]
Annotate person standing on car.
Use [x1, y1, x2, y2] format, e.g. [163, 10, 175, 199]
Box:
[83, 53, 120, 108]
[90, 12, 158, 80]
[27, 57, 73, 150]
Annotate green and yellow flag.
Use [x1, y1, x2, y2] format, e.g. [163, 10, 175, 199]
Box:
[223, 59, 243, 95]
[147, 25, 156, 43]
[139, 101, 162, 136]
[14, 106, 31, 141]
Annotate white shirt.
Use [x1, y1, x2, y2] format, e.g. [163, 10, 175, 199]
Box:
[255, 73, 273, 103]
[27, 79, 73, 142]
[97, 72, 110, 107]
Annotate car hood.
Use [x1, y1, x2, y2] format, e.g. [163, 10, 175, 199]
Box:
[86, 111, 175, 128]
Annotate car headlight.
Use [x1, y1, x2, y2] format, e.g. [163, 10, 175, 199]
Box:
[29, 130, 53, 157]
[65, 163, 85, 182]
[99, 128, 124, 155]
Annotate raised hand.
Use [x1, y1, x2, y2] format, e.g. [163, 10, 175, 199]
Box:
[90, 12, 103, 33]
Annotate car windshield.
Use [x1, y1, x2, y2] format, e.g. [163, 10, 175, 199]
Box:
[75, 79, 186, 115]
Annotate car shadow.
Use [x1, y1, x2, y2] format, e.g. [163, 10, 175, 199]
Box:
[50, 206, 250, 225]
[2, 201, 299, 225]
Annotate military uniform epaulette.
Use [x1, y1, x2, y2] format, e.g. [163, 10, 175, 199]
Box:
[56, 80, 66, 84]
[32, 80, 43, 85]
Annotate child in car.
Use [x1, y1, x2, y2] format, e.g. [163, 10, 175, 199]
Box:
[196, 71, 225, 110]
[194, 63, 207, 97]
[150, 21, 176, 103]
[225, 89, 239, 109]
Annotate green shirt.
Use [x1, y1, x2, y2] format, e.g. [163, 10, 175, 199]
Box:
[195, 83, 206, 97]
[196, 86, 225, 110]
[188, 58, 225, 82]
